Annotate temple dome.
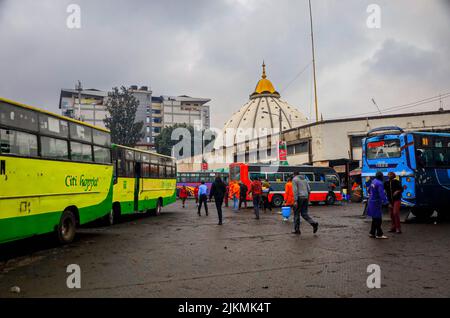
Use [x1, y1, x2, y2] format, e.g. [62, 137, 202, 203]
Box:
[220, 62, 308, 145]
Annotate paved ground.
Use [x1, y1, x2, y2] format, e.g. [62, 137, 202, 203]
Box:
[1, 200, 450, 298]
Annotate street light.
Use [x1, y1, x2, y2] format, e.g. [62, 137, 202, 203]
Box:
[75, 80, 83, 120]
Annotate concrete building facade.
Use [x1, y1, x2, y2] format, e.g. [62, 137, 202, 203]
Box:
[176, 109, 450, 175]
[59, 89, 108, 128]
[59, 86, 211, 150]
[158, 95, 211, 129]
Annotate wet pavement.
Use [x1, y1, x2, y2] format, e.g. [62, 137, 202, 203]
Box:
[1, 200, 450, 298]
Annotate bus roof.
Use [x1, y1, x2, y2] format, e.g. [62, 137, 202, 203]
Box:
[0, 96, 110, 133]
[112, 143, 175, 160]
[410, 131, 450, 137]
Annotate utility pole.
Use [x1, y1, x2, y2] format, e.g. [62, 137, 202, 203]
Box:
[75, 80, 83, 120]
[309, 0, 319, 123]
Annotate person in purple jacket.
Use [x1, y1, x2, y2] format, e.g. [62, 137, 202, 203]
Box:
[367, 171, 389, 239]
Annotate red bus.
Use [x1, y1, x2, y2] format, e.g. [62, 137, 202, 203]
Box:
[229, 163, 343, 207]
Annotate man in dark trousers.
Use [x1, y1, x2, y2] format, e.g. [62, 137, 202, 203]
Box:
[209, 176, 227, 225]
[384, 172, 403, 234]
[197, 181, 209, 216]
[367, 171, 389, 239]
[292, 171, 318, 235]
[238, 182, 248, 210]
[249, 177, 263, 220]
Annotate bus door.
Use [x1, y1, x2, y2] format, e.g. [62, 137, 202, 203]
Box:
[134, 162, 141, 212]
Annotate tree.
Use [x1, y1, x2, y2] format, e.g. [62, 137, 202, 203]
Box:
[104, 86, 144, 147]
[155, 124, 215, 158]
[155, 123, 194, 157]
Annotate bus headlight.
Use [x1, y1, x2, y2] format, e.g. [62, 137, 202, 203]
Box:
[407, 192, 411, 197]
[406, 177, 411, 182]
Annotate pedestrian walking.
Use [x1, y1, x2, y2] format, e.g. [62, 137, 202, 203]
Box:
[194, 185, 199, 207]
[292, 172, 318, 235]
[367, 171, 389, 239]
[197, 181, 209, 216]
[284, 177, 295, 221]
[238, 182, 248, 210]
[209, 176, 227, 225]
[229, 181, 240, 211]
[261, 179, 272, 212]
[224, 183, 229, 207]
[179, 186, 188, 208]
[384, 172, 403, 234]
[249, 177, 263, 220]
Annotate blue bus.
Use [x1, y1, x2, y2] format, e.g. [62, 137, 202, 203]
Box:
[362, 126, 450, 218]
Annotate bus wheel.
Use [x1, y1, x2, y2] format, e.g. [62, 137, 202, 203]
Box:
[271, 195, 284, 208]
[155, 199, 162, 216]
[57, 210, 77, 244]
[411, 208, 434, 220]
[107, 204, 121, 225]
[325, 193, 336, 205]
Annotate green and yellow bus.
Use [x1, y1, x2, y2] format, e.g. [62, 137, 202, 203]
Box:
[0, 97, 113, 244]
[109, 144, 177, 224]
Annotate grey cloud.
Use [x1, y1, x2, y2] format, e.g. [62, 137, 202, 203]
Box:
[0, 0, 449, 127]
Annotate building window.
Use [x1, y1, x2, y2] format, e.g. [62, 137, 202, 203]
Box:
[146, 117, 150, 123]
[152, 127, 161, 133]
[350, 135, 364, 148]
[146, 137, 150, 143]
[146, 126, 150, 133]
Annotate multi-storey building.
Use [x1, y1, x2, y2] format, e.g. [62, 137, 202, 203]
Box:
[59, 86, 211, 150]
[59, 89, 108, 128]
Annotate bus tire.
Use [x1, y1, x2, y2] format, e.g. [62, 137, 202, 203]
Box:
[57, 209, 77, 244]
[271, 195, 284, 208]
[325, 192, 336, 205]
[411, 208, 434, 220]
[107, 203, 121, 225]
[155, 198, 163, 216]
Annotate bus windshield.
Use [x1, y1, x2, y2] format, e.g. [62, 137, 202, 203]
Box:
[367, 139, 401, 159]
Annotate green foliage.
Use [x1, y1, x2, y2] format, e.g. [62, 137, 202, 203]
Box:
[104, 86, 144, 147]
[155, 124, 215, 157]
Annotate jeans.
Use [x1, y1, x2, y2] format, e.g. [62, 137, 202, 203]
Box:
[294, 197, 316, 232]
[233, 196, 238, 210]
[389, 200, 401, 231]
[198, 194, 208, 215]
[253, 195, 261, 219]
[215, 196, 224, 223]
[370, 217, 383, 237]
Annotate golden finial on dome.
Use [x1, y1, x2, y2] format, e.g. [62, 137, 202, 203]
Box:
[262, 60, 267, 79]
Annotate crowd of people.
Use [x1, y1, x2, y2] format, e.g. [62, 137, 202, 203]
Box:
[179, 170, 402, 239]
[366, 171, 403, 239]
[178, 173, 319, 235]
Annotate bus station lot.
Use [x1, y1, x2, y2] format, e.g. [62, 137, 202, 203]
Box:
[1, 201, 450, 298]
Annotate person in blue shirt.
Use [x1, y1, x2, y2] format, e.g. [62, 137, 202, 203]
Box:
[197, 181, 209, 216]
[367, 171, 389, 239]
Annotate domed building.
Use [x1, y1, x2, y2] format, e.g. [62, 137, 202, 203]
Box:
[222, 62, 308, 144]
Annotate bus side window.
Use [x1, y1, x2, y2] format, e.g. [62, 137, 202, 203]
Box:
[315, 174, 325, 182]
[142, 163, 150, 178]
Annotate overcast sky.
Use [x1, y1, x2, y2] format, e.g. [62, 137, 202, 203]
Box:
[1, 0, 449, 128]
